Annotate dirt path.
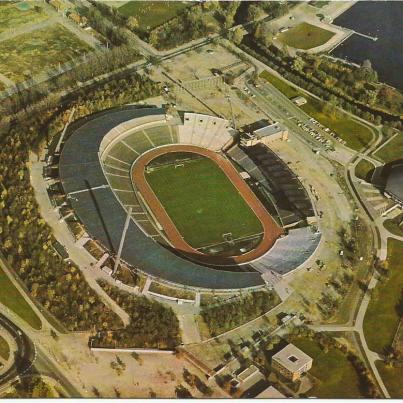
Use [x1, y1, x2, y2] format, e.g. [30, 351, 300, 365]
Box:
[131, 144, 283, 266]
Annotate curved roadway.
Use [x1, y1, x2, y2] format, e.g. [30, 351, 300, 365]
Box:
[0, 313, 35, 389]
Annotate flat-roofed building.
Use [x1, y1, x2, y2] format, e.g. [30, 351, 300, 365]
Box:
[384, 163, 403, 206]
[244, 123, 288, 147]
[272, 343, 313, 381]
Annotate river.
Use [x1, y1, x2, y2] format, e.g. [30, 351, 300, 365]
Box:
[331, 1, 403, 90]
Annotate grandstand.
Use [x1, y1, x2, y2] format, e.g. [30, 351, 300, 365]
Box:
[58, 106, 321, 290]
[178, 113, 233, 151]
[250, 227, 321, 275]
[231, 143, 316, 227]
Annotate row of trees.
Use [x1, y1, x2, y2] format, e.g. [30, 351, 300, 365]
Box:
[85, 1, 290, 52]
[239, 38, 402, 128]
[93, 281, 181, 349]
[290, 54, 403, 117]
[146, 1, 291, 50]
[201, 290, 280, 336]
[0, 44, 141, 118]
[85, 7, 131, 46]
[148, 6, 218, 50]
[0, 72, 160, 331]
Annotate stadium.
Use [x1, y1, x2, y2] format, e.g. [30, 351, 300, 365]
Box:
[58, 105, 321, 290]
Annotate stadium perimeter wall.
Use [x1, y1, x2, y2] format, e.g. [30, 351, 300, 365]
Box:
[59, 106, 265, 290]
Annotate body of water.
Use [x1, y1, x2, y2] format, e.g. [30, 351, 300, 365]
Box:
[331, 1, 403, 90]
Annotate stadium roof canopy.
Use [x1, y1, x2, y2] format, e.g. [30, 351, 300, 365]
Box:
[59, 106, 264, 290]
[385, 162, 403, 203]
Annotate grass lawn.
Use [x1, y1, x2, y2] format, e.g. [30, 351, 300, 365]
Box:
[0, 335, 10, 360]
[383, 213, 403, 237]
[355, 159, 375, 181]
[149, 282, 195, 300]
[260, 70, 374, 150]
[374, 134, 403, 163]
[0, 263, 41, 330]
[118, 1, 192, 29]
[277, 22, 335, 50]
[363, 239, 403, 353]
[291, 337, 363, 398]
[309, 1, 330, 8]
[376, 362, 403, 398]
[0, 23, 92, 83]
[145, 153, 263, 248]
[260, 70, 300, 99]
[301, 97, 373, 150]
[0, 1, 48, 34]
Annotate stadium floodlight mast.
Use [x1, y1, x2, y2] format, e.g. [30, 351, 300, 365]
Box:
[112, 206, 133, 276]
[225, 94, 236, 130]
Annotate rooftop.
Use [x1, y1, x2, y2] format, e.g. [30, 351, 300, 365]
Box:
[385, 162, 403, 203]
[272, 343, 312, 372]
[237, 365, 260, 382]
[253, 123, 285, 139]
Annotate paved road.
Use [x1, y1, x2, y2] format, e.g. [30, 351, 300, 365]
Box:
[309, 275, 390, 398]
[0, 314, 36, 392]
[33, 344, 81, 397]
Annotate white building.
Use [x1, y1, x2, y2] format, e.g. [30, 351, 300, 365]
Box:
[243, 123, 288, 147]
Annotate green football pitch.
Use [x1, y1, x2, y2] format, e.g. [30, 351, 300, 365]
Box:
[145, 154, 263, 249]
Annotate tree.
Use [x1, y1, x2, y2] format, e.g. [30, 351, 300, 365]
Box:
[127, 16, 138, 30]
[292, 56, 304, 72]
[229, 27, 244, 45]
[254, 22, 274, 47]
[247, 4, 264, 22]
[92, 387, 101, 398]
[175, 385, 192, 398]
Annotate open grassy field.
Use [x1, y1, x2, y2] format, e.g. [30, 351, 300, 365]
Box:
[0, 1, 49, 34]
[384, 213, 403, 237]
[363, 239, 403, 353]
[291, 337, 363, 398]
[260, 70, 300, 99]
[0, 262, 41, 330]
[277, 22, 335, 50]
[355, 159, 375, 181]
[374, 134, 403, 163]
[118, 1, 192, 29]
[145, 153, 263, 248]
[376, 362, 403, 398]
[0, 23, 92, 83]
[260, 70, 374, 150]
[301, 97, 373, 150]
[0, 335, 10, 360]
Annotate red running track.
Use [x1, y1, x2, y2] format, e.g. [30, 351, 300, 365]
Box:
[131, 145, 283, 266]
